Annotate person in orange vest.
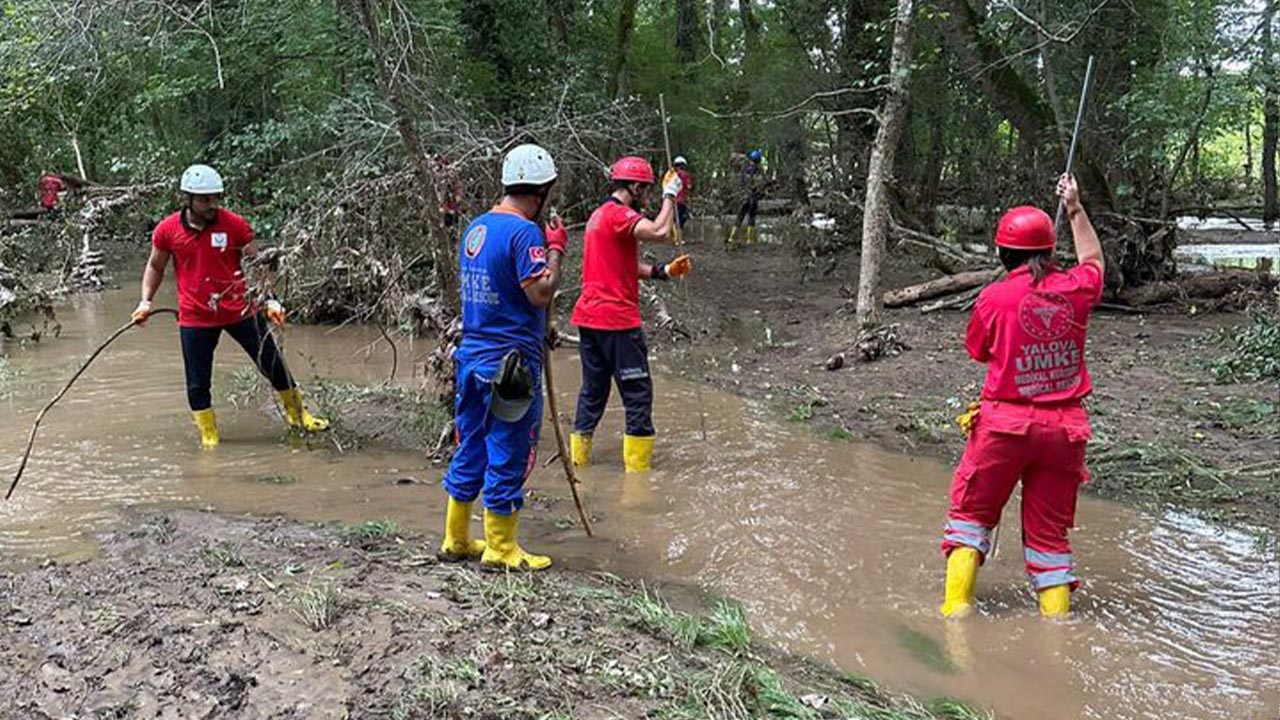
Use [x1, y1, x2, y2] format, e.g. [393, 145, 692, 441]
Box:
[568, 156, 690, 473]
[130, 164, 329, 448]
[940, 174, 1104, 620]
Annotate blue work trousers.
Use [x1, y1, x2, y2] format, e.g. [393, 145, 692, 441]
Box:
[443, 355, 543, 515]
[573, 327, 654, 438]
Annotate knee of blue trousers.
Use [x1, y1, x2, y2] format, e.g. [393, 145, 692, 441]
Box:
[481, 407, 541, 514]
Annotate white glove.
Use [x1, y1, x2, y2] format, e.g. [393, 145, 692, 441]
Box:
[662, 169, 683, 198]
[131, 300, 153, 325]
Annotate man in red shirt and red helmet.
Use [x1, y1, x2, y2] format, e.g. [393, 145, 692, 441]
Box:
[940, 174, 1105, 620]
[568, 156, 691, 473]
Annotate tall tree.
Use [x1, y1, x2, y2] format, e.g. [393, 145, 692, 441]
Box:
[1264, 0, 1278, 227]
[611, 0, 641, 100]
[675, 0, 703, 66]
[856, 0, 917, 328]
[342, 0, 455, 307]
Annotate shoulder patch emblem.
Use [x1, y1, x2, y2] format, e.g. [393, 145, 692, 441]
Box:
[464, 225, 487, 259]
[529, 246, 547, 264]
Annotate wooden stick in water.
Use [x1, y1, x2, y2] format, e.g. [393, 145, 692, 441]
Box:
[6, 309, 179, 501]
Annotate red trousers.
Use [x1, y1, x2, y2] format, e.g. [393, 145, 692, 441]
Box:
[941, 400, 1091, 591]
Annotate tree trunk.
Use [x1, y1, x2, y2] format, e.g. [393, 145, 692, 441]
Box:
[1264, 0, 1278, 227]
[856, 0, 917, 328]
[738, 0, 760, 59]
[919, 109, 945, 228]
[545, 0, 573, 53]
[675, 0, 701, 66]
[343, 0, 455, 306]
[883, 268, 1002, 308]
[611, 0, 640, 101]
[711, 0, 729, 58]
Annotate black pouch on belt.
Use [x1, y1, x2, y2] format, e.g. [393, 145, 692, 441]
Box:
[490, 349, 535, 422]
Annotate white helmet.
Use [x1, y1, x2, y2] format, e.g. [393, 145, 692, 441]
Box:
[673, 155, 688, 166]
[179, 164, 224, 195]
[501, 144, 557, 187]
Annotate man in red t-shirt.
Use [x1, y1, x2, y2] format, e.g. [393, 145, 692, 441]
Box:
[568, 156, 691, 473]
[940, 174, 1104, 621]
[130, 164, 328, 448]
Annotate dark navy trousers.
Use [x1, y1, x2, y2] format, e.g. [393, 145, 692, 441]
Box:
[179, 312, 293, 411]
[573, 327, 654, 437]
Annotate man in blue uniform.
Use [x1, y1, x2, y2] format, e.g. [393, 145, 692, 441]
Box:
[439, 144, 568, 571]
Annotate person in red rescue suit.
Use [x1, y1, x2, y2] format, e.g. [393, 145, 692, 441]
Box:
[130, 164, 329, 449]
[38, 173, 69, 215]
[940, 173, 1105, 620]
[569, 157, 691, 473]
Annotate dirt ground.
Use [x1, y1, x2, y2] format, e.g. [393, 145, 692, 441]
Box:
[611, 221, 1278, 531]
[0, 510, 979, 720]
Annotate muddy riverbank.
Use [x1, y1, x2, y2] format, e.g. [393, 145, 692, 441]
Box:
[0, 509, 977, 720]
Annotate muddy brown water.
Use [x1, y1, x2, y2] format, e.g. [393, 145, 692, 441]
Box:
[1, 288, 1276, 720]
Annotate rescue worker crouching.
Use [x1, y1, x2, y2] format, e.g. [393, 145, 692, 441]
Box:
[131, 164, 328, 449]
[940, 174, 1105, 620]
[568, 156, 690, 474]
[439, 144, 569, 572]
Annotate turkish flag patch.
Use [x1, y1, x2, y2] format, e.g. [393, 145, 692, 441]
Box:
[529, 246, 547, 264]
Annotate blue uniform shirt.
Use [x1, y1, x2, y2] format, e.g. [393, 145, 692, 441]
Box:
[456, 209, 548, 367]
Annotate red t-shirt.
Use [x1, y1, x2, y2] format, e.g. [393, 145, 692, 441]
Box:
[152, 209, 256, 328]
[965, 262, 1104, 403]
[676, 169, 693, 206]
[571, 198, 644, 331]
[39, 174, 67, 209]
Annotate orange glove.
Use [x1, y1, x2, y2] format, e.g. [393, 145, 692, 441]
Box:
[265, 299, 286, 328]
[664, 254, 692, 279]
[131, 300, 153, 326]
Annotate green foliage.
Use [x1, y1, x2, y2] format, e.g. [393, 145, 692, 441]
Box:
[1207, 310, 1280, 384]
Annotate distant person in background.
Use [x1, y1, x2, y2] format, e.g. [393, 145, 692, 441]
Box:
[727, 149, 764, 246]
[673, 156, 693, 231]
[38, 173, 69, 218]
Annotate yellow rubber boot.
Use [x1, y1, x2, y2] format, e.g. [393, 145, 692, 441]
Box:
[570, 433, 592, 468]
[726, 226, 738, 246]
[940, 547, 980, 619]
[623, 434, 654, 473]
[438, 497, 485, 562]
[1039, 585, 1071, 619]
[191, 409, 220, 449]
[276, 387, 330, 432]
[746, 226, 757, 244]
[480, 510, 551, 571]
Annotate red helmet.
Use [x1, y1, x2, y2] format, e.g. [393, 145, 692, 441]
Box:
[995, 206, 1055, 250]
[610, 156, 655, 184]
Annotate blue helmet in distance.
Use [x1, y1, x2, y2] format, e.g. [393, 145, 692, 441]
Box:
[748, 149, 763, 162]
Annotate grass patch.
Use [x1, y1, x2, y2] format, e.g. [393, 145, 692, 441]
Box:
[339, 519, 400, 541]
[129, 515, 175, 544]
[701, 600, 752, 654]
[291, 581, 341, 631]
[391, 655, 460, 719]
[254, 474, 299, 485]
[827, 426, 855, 442]
[202, 541, 246, 568]
[623, 585, 702, 648]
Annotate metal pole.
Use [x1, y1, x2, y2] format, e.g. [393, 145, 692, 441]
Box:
[1054, 55, 1096, 229]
